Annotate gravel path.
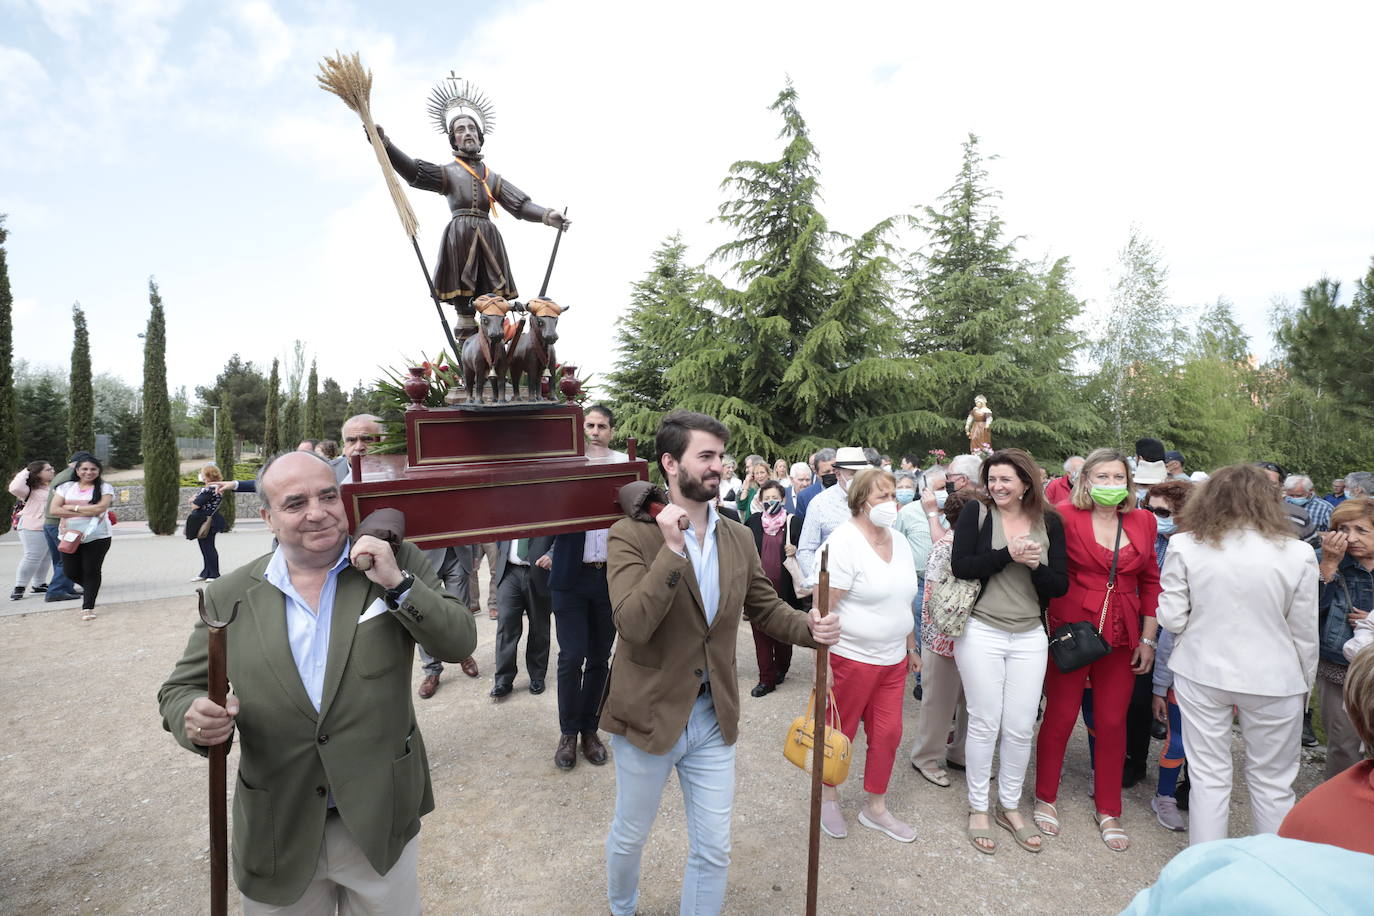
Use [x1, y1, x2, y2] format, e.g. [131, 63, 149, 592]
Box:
[0, 583, 1328, 915]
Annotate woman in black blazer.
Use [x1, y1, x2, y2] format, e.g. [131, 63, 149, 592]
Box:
[745, 480, 805, 696]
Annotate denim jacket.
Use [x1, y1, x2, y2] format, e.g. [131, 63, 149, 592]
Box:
[1318, 553, 1374, 666]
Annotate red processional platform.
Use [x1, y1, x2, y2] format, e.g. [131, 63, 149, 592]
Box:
[341, 402, 649, 547]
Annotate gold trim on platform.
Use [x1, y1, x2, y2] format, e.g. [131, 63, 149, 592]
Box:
[347, 469, 643, 527]
[406, 513, 623, 544]
[412, 413, 580, 464]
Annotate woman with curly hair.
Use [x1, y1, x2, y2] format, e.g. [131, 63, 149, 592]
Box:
[1157, 463, 1319, 845]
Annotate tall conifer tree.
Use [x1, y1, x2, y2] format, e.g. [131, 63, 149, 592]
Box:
[215, 390, 237, 531]
[141, 278, 179, 534]
[264, 358, 281, 455]
[0, 216, 17, 535]
[67, 302, 94, 455]
[305, 360, 321, 440]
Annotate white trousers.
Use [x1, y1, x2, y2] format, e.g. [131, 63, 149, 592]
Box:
[241, 814, 420, 916]
[14, 527, 51, 589]
[1173, 674, 1304, 846]
[953, 617, 1047, 812]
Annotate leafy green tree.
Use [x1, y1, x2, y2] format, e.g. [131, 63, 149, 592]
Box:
[1167, 299, 1264, 468]
[264, 358, 281, 455]
[94, 373, 141, 435]
[196, 355, 268, 444]
[141, 278, 179, 534]
[16, 376, 68, 466]
[0, 215, 17, 534]
[346, 381, 389, 420]
[304, 360, 321, 439]
[1275, 265, 1374, 419]
[168, 385, 210, 438]
[214, 389, 237, 531]
[319, 377, 348, 440]
[108, 408, 143, 469]
[603, 235, 719, 449]
[903, 135, 1099, 460]
[67, 302, 94, 456]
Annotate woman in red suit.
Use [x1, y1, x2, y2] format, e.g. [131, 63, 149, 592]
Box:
[1034, 447, 1161, 851]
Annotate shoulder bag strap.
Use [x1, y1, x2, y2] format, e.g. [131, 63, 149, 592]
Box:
[1097, 515, 1124, 632]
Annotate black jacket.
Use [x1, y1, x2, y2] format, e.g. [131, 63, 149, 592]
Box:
[744, 512, 805, 609]
[949, 500, 1069, 610]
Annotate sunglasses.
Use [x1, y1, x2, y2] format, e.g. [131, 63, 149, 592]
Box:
[1147, 506, 1173, 519]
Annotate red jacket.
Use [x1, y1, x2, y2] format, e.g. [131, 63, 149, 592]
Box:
[1048, 503, 1161, 650]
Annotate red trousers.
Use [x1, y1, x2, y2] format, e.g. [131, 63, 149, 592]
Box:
[1035, 644, 1136, 816]
[749, 622, 793, 687]
[827, 653, 907, 794]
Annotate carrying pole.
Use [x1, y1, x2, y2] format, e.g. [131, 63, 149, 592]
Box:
[805, 547, 830, 916]
[198, 590, 240, 916]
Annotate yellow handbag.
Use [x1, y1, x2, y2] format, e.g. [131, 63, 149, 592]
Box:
[783, 689, 851, 785]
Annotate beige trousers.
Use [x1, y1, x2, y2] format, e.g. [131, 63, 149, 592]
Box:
[1320, 676, 1364, 780]
[909, 649, 968, 771]
[241, 814, 420, 916]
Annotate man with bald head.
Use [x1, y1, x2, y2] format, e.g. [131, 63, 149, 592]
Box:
[159, 450, 477, 912]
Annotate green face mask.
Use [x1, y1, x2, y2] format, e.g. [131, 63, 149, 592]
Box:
[1090, 485, 1130, 507]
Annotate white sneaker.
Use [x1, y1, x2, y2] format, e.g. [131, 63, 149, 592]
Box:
[1152, 794, 1186, 831]
[190, 576, 205, 582]
[820, 801, 847, 839]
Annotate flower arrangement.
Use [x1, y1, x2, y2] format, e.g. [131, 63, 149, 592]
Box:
[973, 444, 995, 459]
[926, 448, 948, 464]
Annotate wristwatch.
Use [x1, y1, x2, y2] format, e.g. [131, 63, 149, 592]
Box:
[1140, 636, 1158, 648]
[384, 571, 416, 609]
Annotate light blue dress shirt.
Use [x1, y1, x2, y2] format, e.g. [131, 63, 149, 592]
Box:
[264, 539, 353, 712]
[681, 505, 721, 684]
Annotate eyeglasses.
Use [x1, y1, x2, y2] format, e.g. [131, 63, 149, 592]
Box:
[344, 435, 379, 445]
[1147, 506, 1173, 519]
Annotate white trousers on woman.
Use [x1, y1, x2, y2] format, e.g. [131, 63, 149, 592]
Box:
[954, 617, 1047, 812]
[1173, 674, 1305, 846]
[14, 528, 51, 589]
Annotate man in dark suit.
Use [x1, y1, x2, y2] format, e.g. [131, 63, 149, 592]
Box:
[490, 534, 555, 698]
[158, 450, 477, 910]
[549, 405, 622, 769]
[601, 410, 841, 916]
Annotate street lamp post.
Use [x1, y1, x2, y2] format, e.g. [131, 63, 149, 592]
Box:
[210, 405, 220, 447]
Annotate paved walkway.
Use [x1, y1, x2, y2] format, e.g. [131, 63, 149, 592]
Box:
[0, 521, 276, 617]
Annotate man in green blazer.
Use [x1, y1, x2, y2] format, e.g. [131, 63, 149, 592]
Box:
[158, 451, 477, 912]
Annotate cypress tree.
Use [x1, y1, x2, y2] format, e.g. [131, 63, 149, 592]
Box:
[17, 376, 68, 465]
[282, 397, 301, 449]
[108, 408, 143, 469]
[304, 360, 321, 440]
[67, 302, 94, 456]
[0, 215, 17, 535]
[141, 278, 179, 534]
[319, 377, 348, 440]
[264, 358, 280, 455]
[215, 390, 237, 532]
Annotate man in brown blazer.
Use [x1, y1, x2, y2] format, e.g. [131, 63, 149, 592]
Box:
[601, 410, 840, 916]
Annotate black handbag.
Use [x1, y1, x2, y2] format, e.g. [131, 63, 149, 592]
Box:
[1048, 516, 1121, 673]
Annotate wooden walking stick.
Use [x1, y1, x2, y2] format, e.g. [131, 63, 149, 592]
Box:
[198, 589, 240, 916]
[805, 547, 830, 916]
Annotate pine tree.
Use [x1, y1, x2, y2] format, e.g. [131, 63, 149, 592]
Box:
[264, 358, 281, 455]
[196, 355, 268, 445]
[1276, 266, 1374, 418]
[0, 215, 18, 535]
[108, 408, 143, 469]
[17, 376, 68, 465]
[603, 236, 719, 448]
[304, 360, 321, 440]
[67, 302, 94, 455]
[215, 390, 237, 532]
[904, 136, 1099, 460]
[319, 377, 348, 440]
[141, 278, 179, 534]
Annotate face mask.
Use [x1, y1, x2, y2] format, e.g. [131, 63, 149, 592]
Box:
[1156, 517, 1177, 536]
[1090, 485, 1130, 507]
[895, 490, 915, 505]
[839, 474, 851, 492]
[820, 472, 837, 488]
[934, 490, 948, 508]
[1286, 496, 1311, 507]
[763, 499, 783, 514]
[868, 502, 898, 528]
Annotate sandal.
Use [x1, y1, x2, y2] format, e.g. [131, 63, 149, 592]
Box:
[967, 810, 996, 854]
[912, 761, 951, 788]
[1097, 813, 1129, 852]
[995, 804, 1043, 853]
[1032, 799, 1061, 837]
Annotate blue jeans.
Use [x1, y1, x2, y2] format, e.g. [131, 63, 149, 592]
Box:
[42, 524, 78, 595]
[607, 692, 735, 916]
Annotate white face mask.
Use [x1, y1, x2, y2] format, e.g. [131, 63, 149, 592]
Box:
[868, 501, 898, 528]
[934, 490, 948, 508]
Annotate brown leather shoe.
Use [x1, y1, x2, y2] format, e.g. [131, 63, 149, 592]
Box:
[418, 674, 440, 699]
[555, 734, 577, 770]
[459, 657, 480, 678]
[581, 730, 608, 765]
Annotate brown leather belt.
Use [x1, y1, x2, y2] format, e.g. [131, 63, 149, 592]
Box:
[583, 561, 606, 569]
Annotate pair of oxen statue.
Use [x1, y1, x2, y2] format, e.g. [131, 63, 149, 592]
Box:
[460, 294, 569, 403]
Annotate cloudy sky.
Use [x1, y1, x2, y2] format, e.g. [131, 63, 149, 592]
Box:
[3, 0, 1372, 404]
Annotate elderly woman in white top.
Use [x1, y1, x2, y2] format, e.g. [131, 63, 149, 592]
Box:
[1156, 463, 1319, 846]
[817, 467, 921, 843]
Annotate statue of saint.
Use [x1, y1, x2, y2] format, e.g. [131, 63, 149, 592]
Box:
[378, 76, 569, 337]
[965, 395, 992, 452]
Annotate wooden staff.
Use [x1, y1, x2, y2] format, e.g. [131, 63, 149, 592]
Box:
[805, 547, 830, 916]
[198, 590, 240, 916]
